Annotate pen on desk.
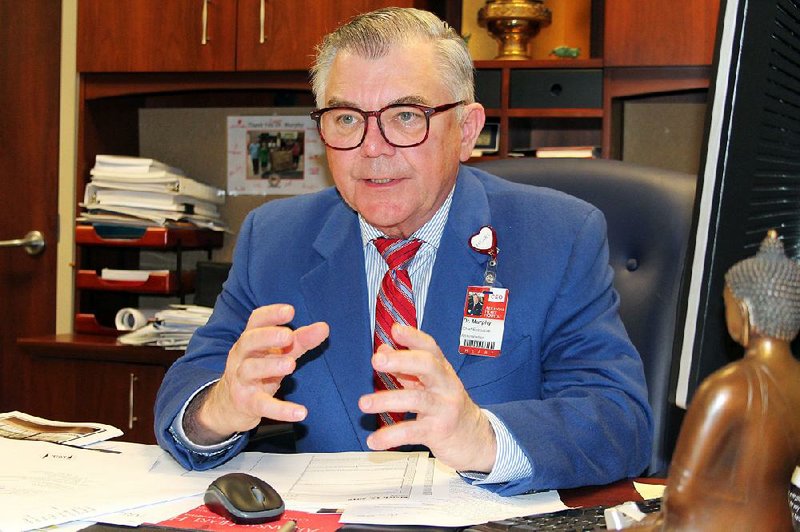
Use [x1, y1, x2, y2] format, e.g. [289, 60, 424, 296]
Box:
[277, 520, 296, 532]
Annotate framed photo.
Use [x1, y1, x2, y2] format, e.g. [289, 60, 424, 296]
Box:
[474, 122, 499, 154]
[227, 114, 332, 196]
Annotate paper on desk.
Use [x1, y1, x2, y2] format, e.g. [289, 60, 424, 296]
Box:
[634, 481, 666, 500]
[10, 444, 565, 530]
[150, 449, 429, 510]
[0, 439, 202, 532]
[0, 410, 122, 446]
[103, 449, 565, 529]
[340, 458, 567, 527]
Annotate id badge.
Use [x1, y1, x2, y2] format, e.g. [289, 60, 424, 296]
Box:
[458, 285, 509, 357]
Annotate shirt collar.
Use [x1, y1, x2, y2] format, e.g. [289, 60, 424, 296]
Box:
[359, 184, 455, 250]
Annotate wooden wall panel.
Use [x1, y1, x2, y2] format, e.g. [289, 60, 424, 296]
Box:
[604, 0, 721, 67]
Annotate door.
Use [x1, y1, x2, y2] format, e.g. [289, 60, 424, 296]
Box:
[0, 0, 61, 411]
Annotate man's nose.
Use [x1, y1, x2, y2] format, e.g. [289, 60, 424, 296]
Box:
[360, 116, 395, 157]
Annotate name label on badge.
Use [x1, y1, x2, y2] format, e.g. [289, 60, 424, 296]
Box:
[459, 286, 509, 357]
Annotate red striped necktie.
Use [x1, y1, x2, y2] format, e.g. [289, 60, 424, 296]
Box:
[373, 237, 422, 426]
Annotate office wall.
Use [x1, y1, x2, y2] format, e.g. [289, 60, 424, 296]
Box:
[138, 107, 327, 262]
[57, 0, 78, 334]
[621, 97, 708, 175]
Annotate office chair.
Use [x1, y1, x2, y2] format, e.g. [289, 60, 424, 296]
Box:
[470, 157, 697, 476]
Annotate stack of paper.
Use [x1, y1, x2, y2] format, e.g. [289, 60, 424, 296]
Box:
[78, 155, 227, 231]
[118, 304, 213, 349]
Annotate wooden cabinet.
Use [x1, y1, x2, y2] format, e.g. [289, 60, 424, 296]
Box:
[468, 0, 721, 160]
[20, 335, 179, 444]
[78, 0, 419, 73]
[77, 0, 237, 72]
[604, 0, 720, 67]
[475, 59, 604, 158]
[236, 0, 415, 71]
[602, 0, 721, 159]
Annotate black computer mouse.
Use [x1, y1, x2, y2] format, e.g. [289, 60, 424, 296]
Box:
[204, 472, 285, 524]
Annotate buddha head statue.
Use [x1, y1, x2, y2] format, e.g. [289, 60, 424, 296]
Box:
[723, 229, 800, 344]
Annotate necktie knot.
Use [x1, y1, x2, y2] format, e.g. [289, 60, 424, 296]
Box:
[374, 238, 422, 270]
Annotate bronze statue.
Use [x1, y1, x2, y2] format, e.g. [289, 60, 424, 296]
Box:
[643, 230, 800, 530]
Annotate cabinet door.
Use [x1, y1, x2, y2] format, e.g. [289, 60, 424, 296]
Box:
[604, 0, 720, 67]
[27, 358, 165, 444]
[235, 0, 415, 71]
[77, 0, 238, 72]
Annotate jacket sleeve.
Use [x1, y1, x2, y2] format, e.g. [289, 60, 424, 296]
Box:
[154, 212, 261, 469]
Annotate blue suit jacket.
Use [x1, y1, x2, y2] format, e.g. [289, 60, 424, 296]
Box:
[155, 165, 653, 495]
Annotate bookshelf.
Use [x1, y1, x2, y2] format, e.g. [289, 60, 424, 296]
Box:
[474, 58, 604, 159]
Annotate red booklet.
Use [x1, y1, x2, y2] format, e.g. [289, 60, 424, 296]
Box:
[157, 506, 342, 531]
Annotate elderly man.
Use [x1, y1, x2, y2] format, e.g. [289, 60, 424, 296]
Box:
[155, 7, 652, 495]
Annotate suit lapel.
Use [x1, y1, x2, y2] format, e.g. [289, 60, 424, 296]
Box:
[299, 202, 373, 449]
[422, 168, 496, 375]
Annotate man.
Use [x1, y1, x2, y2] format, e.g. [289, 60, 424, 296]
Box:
[466, 292, 484, 316]
[155, 7, 652, 496]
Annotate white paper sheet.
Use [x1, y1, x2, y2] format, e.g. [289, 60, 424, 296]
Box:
[0, 439, 201, 532]
[3, 440, 566, 531]
[340, 458, 567, 527]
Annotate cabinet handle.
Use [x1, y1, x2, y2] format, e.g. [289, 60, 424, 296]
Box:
[128, 373, 139, 430]
[201, 0, 209, 45]
[259, 0, 266, 44]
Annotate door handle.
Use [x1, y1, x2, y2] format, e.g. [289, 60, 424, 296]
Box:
[0, 230, 45, 255]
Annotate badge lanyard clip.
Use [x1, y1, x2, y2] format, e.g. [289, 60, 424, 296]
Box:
[468, 225, 499, 286]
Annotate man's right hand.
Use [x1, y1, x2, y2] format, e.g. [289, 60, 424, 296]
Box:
[185, 304, 329, 445]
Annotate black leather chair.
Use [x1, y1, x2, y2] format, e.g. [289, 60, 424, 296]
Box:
[470, 157, 697, 476]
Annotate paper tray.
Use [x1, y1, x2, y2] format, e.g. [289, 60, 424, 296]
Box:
[76, 270, 195, 294]
[75, 224, 223, 248]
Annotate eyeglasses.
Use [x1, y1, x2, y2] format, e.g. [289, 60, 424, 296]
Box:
[310, 101, 464, 150]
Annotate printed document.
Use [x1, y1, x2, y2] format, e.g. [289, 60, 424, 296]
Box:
[0, 411, 122, 446]
[1, 440, 567, 530]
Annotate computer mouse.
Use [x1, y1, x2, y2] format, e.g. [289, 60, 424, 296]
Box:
[204, 472, 285, 524]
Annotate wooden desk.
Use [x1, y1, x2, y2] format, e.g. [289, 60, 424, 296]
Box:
[561, 477, 665, 508]
[82, 478, 666, 532]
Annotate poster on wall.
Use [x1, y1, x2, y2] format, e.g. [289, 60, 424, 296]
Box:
[227, 115, 332, 196]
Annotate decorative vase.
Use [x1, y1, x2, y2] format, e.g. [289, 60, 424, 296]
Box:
[477, 0, 552, 60]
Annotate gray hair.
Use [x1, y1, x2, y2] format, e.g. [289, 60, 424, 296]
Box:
[310, 7, 475, 108]
[725, 230, 800, 340]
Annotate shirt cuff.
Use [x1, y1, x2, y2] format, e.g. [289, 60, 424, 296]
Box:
[459, 409, 532, 485]
[169, 379, 243, 455]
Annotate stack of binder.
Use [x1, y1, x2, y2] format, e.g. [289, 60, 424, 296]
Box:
[78, 155, 227, 231]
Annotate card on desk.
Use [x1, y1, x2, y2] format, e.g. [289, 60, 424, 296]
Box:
[157, 506, 342, 531]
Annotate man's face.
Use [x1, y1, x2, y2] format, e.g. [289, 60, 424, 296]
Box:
[321, 40, 483, 238]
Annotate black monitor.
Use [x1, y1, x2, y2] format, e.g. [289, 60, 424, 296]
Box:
[674, 0, 800, 408]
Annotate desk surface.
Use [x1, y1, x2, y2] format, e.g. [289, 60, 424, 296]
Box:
[561, 477, 663, 508]
[82, 478, 665, 532]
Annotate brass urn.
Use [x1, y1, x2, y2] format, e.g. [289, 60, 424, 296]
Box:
[478, 0, 552, 60]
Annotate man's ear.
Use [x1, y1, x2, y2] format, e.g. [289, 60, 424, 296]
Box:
[458, 103, 486, 162]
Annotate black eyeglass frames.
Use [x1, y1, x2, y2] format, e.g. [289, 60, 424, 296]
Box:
[309, 101, 465, 150]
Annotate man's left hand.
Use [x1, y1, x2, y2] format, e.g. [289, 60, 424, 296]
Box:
[358, 324, 497, 473]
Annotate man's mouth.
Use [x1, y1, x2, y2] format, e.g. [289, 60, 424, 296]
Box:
[369, 178, 393, 184]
